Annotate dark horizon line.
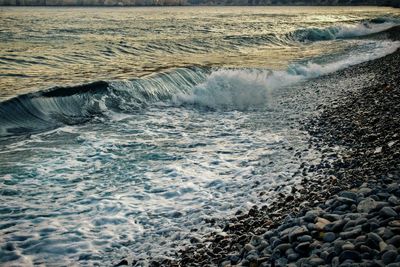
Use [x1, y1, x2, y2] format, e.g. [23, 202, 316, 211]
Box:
[1, 4, 399, 7]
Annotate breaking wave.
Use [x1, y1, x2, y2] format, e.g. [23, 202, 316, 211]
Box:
[173, 40, 400, 110]
[0, 68, 208, 137]
[1, 25, 399, 138]
[288, 17, 399, 42]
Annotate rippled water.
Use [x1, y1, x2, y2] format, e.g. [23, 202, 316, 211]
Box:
[0, 6, 400, 266]
[0, 6, 399, 99]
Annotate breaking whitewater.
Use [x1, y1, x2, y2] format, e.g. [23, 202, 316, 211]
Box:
[0, 13, 400, 266]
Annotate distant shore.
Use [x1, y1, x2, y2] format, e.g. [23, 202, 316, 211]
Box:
[0, 1, 399, 7]
[129, 26, 400, 266]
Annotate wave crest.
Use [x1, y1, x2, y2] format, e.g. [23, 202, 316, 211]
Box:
[289, 18, 399, 42]
[0, 68, 207, 137]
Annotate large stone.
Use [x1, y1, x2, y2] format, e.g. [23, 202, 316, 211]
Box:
[308, 257, 325, 266]
[342, 242, 355, 251]
[387, 183, 399, 193]
[379, 241, 388, 251]
[304, 210, 320, 222]
[359, 245, 371, 253]
[380, 207, 397, 218]
[382, 250, 398, 265]
[321, 250, 336, 263]
[339, 191, 358, 201]
[262, 230, 274, 240]
[250, 235, 262, 246]
[323, 213, 341, 222]
[357, 187, 372, 196]
[343, 220, 356, 230]
[244, 243, 255, 252]
[337, 196, 356, 205]
[388, 220, 400, 227]
[297, 235, 312, 242]
[387, 235, 400, 247]
[325, 219, 346, 232]
[287, 253, 299, 262]
[357, 197, 377, 213]
[368, 232, 383, 244]
[288, 226, 308, 242]
[245, 251, 258, 262]
[339, 250, 361, 263]
[333, 240, 345, 255]
[315, 217, 331, 231]
[388, 196, 399, 205]
[229, 254, 241, 264]
[339, 228, 362, 239]
[221, 260, 231, 267]
[331, 256, 340, 267]
[323, 232, 336, 242]
[275, 243, 291, 252]
[295, 242, 310, 255]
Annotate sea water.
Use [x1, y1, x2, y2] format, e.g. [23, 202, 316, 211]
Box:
[0, 6, 399, 266]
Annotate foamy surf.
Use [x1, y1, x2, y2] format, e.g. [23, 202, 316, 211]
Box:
[173, 40, 400, 110]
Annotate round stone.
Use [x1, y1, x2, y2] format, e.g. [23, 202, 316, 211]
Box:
[380, 207, 397, 218]
[342, 242, 355, 251]
[295, 242, 310, 255]
[323, 232, 336, 242]
[387, 235, 400, 247]
[357, 197, 376, 213]
[382, 250, 398, 265]
[339, 250, 361, 263]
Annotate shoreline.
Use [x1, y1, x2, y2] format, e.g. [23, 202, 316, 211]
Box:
[141, 27, 400, 267]
[0, 4, 399, 7]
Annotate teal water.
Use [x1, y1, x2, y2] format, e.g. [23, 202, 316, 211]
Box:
[0, 6, 400, 266]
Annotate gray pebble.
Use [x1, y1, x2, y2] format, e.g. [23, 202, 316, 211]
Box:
[304, 210, 319, 222]
[357, 197, 376, 213]
[368, 232, 383, 244]
[308, 256, 325, 265]
[288, 226, 308, 242]
[339, 250, 361, 262]
[382, 250, 398, 265]
[244, 243, 255, 252]
[339, 228, 362, 239]
[342, 242, 355, 251]
[339, 191, 358, 201]
[388, 196, 399, 205]
[295, 242, 310, 255]
[387, 235, 400, 247]
[297, 235, 312, 242]
[323, 213, 341, 222]
[337, 196, 356, 205]
[357, 187, 372, 196]
[275, 243, 291, 252]
[387, 183, 399, 193]
[287, 253, 299, 261]
[380, 207, 397, 218]
[323, 232, 336, 242]
[331, 256, 340, 267]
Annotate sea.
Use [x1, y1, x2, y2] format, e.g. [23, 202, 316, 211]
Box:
[0, 6, 399, 266]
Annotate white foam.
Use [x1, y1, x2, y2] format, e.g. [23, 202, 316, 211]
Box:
[174, 40, 400, 110]
[335, 22, 397, 39]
